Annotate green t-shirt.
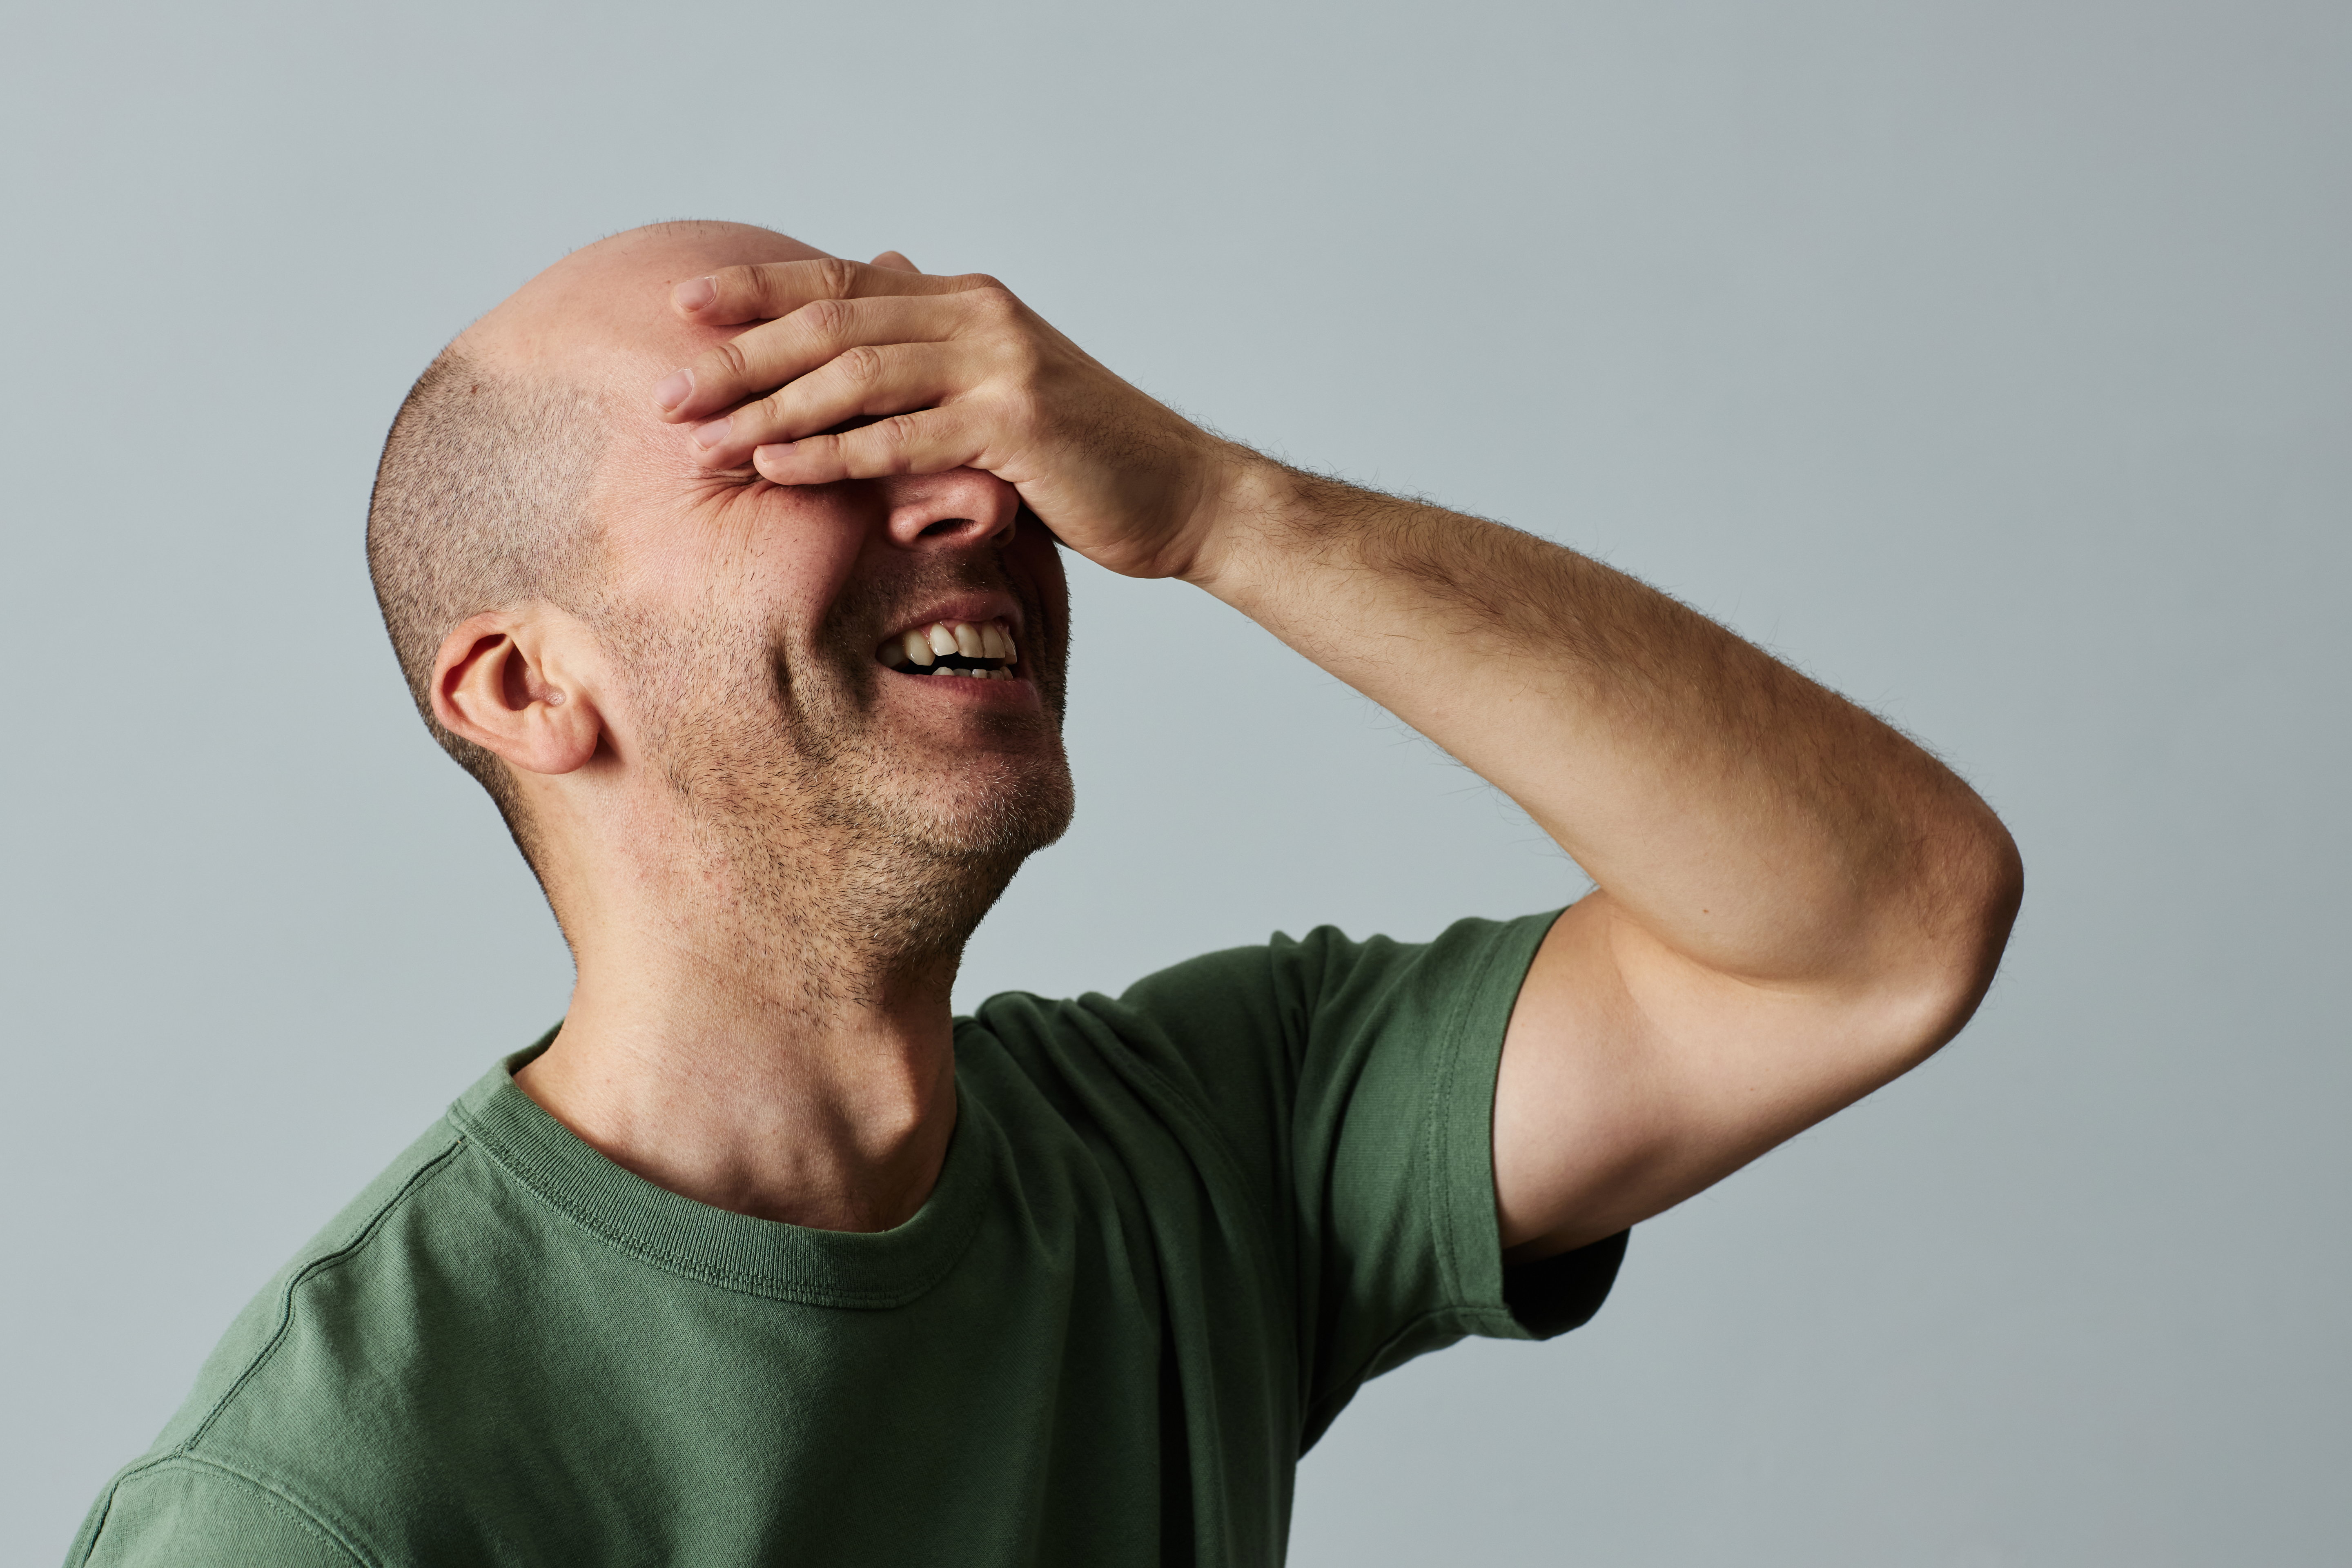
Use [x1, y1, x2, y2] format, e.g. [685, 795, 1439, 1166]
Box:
[67, 914, 1625, 1567]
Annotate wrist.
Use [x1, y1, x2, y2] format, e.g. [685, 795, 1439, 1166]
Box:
[1176, 447, 1301, 594]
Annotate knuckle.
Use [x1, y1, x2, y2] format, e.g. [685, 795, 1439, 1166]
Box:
[811, 256, 862, 298]
[873, 414, 922, 466]
[999, 332, 1045, 376]
[708, 336, 750, 381]
[838, 344, 886, 388]
[800, 296, 852, 343]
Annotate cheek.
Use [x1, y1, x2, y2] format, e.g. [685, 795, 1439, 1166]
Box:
[634, 490, 871, 631]
[763, 519, 866, 628]
[1011, 533, 1071, 650]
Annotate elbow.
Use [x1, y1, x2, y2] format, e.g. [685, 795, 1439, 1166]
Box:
[1958, 806, 2026, 997]
[1903, 804, 2026, 1058]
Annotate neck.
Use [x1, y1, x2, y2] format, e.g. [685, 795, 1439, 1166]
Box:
[516, 852, 984, 1234]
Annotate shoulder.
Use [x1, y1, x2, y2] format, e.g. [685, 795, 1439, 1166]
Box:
[72, 1111, 495, 1565]
[82, 1055, 600, 1561]
[1110, 912, 1566, 1084]
[147, 1116, 474, 1452]
[955, 913, 1563, 1192]
[972, 915, 1553, 1065]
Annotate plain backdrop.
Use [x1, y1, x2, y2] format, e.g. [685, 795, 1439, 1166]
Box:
[4, 2, 2346, 1563]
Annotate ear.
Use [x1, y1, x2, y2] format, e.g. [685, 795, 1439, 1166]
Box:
[868, 249, 923, 274]
[430, 608, 602, 776]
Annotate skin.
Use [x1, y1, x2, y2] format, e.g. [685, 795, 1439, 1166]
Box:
[441, 220, 2023, 1254]
[436, 225, 1075, 1231]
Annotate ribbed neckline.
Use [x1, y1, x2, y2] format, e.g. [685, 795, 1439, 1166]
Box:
[445, 1029, 992, 1308]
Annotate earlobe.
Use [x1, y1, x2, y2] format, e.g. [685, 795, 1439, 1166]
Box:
[431, 611, 602, 776]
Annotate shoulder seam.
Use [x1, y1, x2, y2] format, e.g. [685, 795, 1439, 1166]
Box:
[78, 1451, 375, 1568]
[180, 1133, 470, 1453]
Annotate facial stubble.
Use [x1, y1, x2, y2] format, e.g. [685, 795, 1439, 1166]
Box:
[607, 573, 1074, 1007]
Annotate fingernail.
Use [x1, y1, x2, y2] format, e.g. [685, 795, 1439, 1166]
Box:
[691, 417, 731, 450]
[673, 276, 717, 312]
[652, 370, 693, 411]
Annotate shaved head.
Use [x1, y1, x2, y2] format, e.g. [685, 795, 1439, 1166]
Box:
[365, 221, 824, 859]
[367, 353, 606, 846]
[366, 221, 1071, 982]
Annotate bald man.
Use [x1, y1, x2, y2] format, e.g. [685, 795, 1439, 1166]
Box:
[67, 222, 2021, 1567]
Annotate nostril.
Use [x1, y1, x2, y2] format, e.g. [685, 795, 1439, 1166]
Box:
[918, 517, 969, 539]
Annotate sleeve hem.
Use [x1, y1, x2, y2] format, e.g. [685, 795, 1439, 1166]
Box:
[1428, 907, 1573, 1334]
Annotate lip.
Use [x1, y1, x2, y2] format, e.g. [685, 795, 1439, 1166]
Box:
[873, 591, 1035, 695]
[883, 666, 1037, 701]
[882, 593, 1025, 644]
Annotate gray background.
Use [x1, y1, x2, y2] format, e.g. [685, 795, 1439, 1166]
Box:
[4, 1, 2345, 1562]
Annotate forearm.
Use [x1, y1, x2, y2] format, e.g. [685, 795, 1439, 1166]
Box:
[645, 256, 2013, 1005]
[644, 257, 2023, 1248]
[1188, 457, 2018, 1000]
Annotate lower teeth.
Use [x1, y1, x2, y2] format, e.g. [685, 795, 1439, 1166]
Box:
[880, 661, 1012, 677]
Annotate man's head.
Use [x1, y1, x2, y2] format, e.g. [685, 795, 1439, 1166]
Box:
[367, 222, 1074, 991]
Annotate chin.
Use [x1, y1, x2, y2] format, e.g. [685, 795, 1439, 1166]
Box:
[900, 756, 1076, 866]
[804, 760, 1074, 970]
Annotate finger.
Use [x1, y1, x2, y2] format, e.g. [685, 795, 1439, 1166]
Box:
[672, 256, 992, 327]
[750, 405, 991, 487]
[869, 249, 923, 273]
[657, 293, 983, 423]
[687, 341, 978, 467]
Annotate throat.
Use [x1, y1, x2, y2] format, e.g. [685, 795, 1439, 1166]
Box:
[512, 986, 962, 1234]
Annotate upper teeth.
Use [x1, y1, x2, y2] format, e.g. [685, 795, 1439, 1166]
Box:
[878, 620, 1020, 678]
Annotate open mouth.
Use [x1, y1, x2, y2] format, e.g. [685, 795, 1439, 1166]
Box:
[877, 619, 1021, 681]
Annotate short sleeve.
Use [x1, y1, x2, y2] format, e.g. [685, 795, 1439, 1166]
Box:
[70, 1458, 361, 1568]
[1115, 911, 1626, 1448]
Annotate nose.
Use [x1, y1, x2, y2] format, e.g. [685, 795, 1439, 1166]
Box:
[881, 468, 1022, 551]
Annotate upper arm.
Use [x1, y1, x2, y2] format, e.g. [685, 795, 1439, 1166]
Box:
[1492, 890, 1987, 1260]
[1110, 916, 1576, 1424]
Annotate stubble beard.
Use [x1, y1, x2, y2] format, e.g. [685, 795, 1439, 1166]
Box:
[606, 584, 1074, 1009]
